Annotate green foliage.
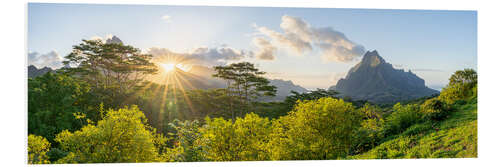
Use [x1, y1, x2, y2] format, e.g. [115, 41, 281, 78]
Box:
[213, 62, 277, 120]
[28, 72, 93, 142]
[163, 120, 204, 162]
[63, 39, 158, 92]
[62, 39, 158, 109]
[198, 113, 272, 161]
[351, 103, 385, 154]
[384, 103, 422, 136]
[284, 89, 339, 111]
[353, 100, 477, 159]
[268, 98, 362, 160]
[439, 69, 477, 104]
[421, 98, 449, 121]
[54, 105, 160, 163]
[28, 135, 51, 164]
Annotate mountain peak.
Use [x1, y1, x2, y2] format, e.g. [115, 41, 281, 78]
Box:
[334, 50, 438, 103]
[361, 50, 385, 67]
[105, 36, 123, 44]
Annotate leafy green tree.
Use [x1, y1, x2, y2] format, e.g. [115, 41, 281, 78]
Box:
[384, 103, 422, 136]
[213, 62, 277, 119]
[63, 39, 158, 107]
[163, 119, 205, 162]
[268, 98, 362, 160]
[439, 69, 477, 104]
[28, 72, 93, 142]
[28, 135, 51, 164]
[197, 113, 272, 161]
[284, 89, 339, 111]
[448, 68, 477, 86]
[421, 98, 449, 121]
[54, 105, 160, 163]
[351, 103, 385, 154]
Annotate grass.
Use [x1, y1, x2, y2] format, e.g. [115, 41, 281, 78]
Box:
[350, 101, 477, 159]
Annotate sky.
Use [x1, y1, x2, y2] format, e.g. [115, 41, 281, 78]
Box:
[28, 3, 477, 90]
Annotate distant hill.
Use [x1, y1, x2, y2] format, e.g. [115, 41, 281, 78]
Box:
[28, 65, 53, 78]
[332, 50, 439, 103]
[260, 79, 309, 102]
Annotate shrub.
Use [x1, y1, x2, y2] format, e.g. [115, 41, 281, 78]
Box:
[421, 98, 449, 121]
[384, 103, 422, 136]
[28, 134, 51, 164]
[54, 105, 160, 163]
[198, 113, 272, 161]
[351, 104, 385, 154]
[268, 98, 362, 160]
[439, 69, 477, 104]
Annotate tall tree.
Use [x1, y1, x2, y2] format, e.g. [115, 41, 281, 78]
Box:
[213, 62, 277, 119]
[63, 39, 158, 96]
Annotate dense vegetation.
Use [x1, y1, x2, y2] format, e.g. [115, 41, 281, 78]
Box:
[27, 39, 477, 163]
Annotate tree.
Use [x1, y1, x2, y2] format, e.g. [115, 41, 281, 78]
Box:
[448, 68, 477, 86]
[439, 69, 477, 104]
[54, 105, 160, 163]
[28, 72, 93, 142]
[28, 135, 51, 164]
[351, 103, 385, 154]
[383, 103, 422, 136]
[284, 88, 339, 111]
[213, 62, 277, 119]
[197, 113, 272, 161]
[268, 98, 362, 160]
[63, 39, 158, 106]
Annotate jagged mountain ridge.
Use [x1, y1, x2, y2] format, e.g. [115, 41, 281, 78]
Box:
[28, 65, 53, 78]
[333, 50, 438, 103]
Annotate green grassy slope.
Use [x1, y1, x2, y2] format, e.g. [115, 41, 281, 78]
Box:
[351, 101, 477, 159]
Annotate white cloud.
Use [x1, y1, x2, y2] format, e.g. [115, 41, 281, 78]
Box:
[28, 51, 64, 69]
[254, 15, 366, 63]
[148, 46, 253, 67]
[252, 37, 276, 60]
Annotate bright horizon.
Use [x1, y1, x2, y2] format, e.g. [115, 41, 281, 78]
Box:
[28, 3, 477, 90]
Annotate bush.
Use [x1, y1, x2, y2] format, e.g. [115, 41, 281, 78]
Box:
[268, 98, 362, 160]
[28, 134, 51, 164]
[384, 103, 422, 136]
[54, 105, 160, 163]
[351, 104, 385, 154]
[439, 69, 477, 104]
[198, 113, 272, 161]
[421, 98, 449, 121]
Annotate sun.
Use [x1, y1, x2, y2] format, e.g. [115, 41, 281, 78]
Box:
[160, 63, 191, 72]
[161, 63, 176, 72]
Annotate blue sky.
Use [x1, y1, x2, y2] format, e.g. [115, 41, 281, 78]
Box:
[28, 3, 477, 90]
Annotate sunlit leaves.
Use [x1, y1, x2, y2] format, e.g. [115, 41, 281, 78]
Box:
[54, 106, 160, 163]
[28, 135, 51, 164]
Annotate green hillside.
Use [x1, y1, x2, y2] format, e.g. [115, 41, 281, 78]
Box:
[352, 100, 477, 159]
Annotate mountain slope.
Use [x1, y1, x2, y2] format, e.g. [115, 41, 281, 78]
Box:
[260, 79, 309, 102]
[333, 50, 438, 103]
[28, 65, 53, 78]
[351, 101, 477, 159]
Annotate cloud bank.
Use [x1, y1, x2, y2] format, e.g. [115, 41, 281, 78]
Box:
[254, 15, 365, 63]
[28, 51, 64, 69]
[148, 46, 253, 67]
[252, 37, 276, 60]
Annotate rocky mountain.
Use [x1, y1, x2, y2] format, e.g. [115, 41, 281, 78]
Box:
[332, 50, 439, 103]
[261, 79, 309, 102]
[28, 65, 53, 78]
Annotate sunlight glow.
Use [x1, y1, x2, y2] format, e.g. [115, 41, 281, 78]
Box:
[160, 63, 191, 73]
[161, 63, 176, 72]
